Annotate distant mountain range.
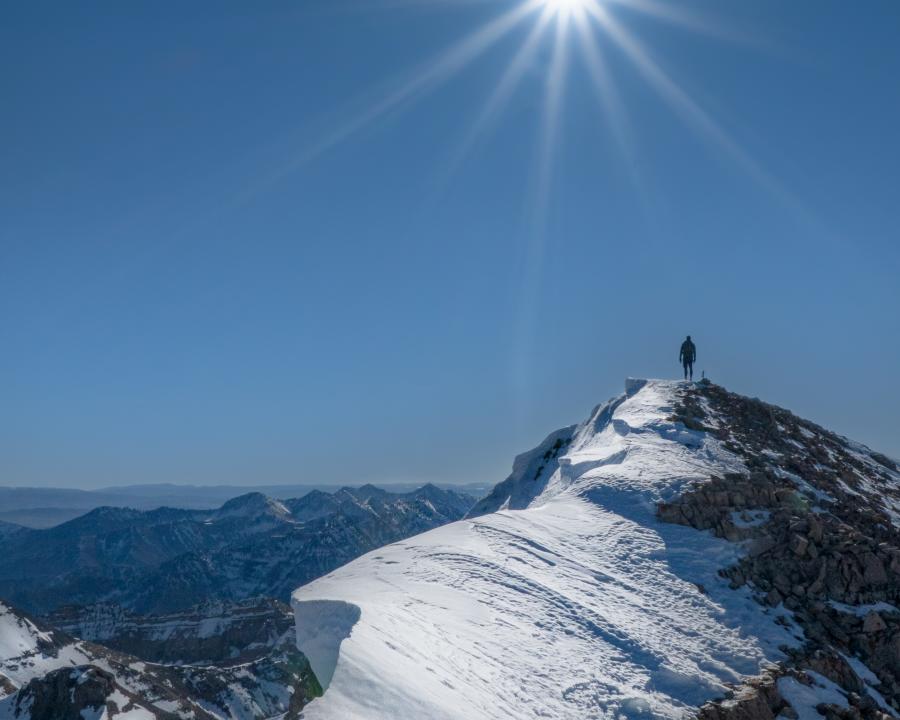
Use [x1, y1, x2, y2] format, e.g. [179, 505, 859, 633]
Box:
[0, 484, 475, 615]
[0, 482, 489, 528]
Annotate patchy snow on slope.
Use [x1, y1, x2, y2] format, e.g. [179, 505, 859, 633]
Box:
[0, 602, 91, 692]
[827, 600, 900, 617]
[777, 672, 849, 720]
[292, 380, 799, 720]
[731, 510, 771, 529]
[840, 653, 897, 713]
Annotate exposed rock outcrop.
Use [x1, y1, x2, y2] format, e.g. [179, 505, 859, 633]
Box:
[6, 666, 175, 720]
[45, 597, 295, 665]
[660, 381, 900, 719]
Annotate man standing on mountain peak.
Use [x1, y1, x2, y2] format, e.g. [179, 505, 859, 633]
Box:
[679, 335, 697, 381]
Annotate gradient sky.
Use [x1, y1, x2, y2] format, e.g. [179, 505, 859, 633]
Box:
[2, 0, 898, 490]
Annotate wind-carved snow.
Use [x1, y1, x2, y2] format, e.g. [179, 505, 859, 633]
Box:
[292, 380, 799, 720]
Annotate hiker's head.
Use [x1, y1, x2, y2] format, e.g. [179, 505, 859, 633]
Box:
[686, 335, 691, 341]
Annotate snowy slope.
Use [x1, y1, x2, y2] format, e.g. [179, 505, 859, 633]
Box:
[292, 379, 801, 720]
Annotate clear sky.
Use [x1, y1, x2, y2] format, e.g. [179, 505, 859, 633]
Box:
[2, 0, 898, 489]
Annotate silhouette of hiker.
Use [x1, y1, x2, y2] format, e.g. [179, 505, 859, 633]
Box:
[679, 336, 696, 381]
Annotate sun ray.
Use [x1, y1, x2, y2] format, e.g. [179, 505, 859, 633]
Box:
[356, 0, 506, 10]
[589, 5, 805, 213]
[244, 0, 544, 199]
[572, 5, 641, 189]
[306, 0, 544, 156]
[447, 5, 557, 174]
[603, 0, 739, 41]
[511, 5, 572, 419]
[533, 7, 571, 229]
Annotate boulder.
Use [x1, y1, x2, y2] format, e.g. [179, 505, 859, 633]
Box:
[862, 554, 888, 585]
[790, 535, 810, 558]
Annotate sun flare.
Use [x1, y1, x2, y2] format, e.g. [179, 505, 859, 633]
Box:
[286, 0, 778, 226]
[264, 0, 805, 444]
[543, 0, 591, 15]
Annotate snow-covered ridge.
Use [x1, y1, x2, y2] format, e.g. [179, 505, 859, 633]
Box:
[291, 379, 798, 720]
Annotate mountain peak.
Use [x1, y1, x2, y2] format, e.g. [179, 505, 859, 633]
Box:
[293, 379, 900, 719]
[215, 492, 290, 519]
[354, 484, 387, 498]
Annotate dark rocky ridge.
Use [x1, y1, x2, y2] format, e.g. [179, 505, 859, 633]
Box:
[658, 381, 900, 720]
[7, 666, 178, 720]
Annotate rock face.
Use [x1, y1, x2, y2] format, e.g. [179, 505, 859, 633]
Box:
[661, 381, 900, 719]
[0, 600, 321, 720]
[0, 485, 474, 615]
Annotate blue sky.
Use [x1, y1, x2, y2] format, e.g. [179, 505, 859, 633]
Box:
[2, 0, 898, 489]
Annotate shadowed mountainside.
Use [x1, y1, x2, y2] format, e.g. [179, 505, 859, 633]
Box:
[0, 485, 474, 615]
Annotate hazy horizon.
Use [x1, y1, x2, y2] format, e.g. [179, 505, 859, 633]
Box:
[0, 479, 491, 492]
[3, 372, 897, 490]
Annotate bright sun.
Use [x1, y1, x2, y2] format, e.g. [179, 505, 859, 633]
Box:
[544, 0, 590, 15]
